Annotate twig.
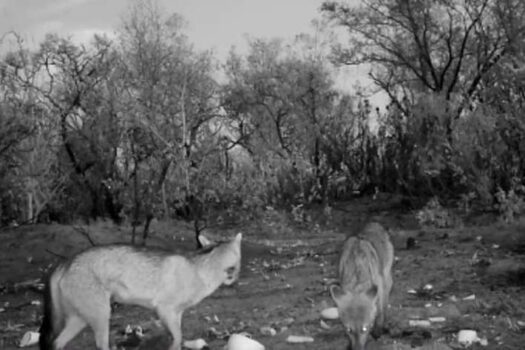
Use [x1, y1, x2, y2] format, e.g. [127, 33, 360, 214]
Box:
[72, 226, 97, 246]
[45, 248, 67, 259]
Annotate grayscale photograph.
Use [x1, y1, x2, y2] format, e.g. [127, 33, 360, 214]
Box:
[0, 0, 524, 349]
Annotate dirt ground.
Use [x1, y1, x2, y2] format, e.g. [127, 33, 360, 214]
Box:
[1, 198, 525, 349]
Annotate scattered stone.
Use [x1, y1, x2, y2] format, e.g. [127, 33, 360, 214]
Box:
[286, 335, 314, 343]
[457, 329, 479, 346]
[319, 320, 331, 329]
[226, 333, 265, 350]
[409, 320, 432, 328]
[183, 338, 207, 350]
[320, 307, 339, 320]
[19, 331, 40, 347]
[423, 284, 433, 291]
[259, 326, 276, 336]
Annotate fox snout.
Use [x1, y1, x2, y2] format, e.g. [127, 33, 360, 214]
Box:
[223, 276, 238, 286]
[223, 265, 240, 286]
[348, 332, 368, 350]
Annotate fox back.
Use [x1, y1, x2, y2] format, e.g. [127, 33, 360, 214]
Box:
[40, 233, 242, 350]
[330, 223, 394, 350]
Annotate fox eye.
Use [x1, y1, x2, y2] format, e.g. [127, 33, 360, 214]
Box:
[360, 324, 373, 333]
[225, 266, 236, 275]
[345, 327, 354, 334]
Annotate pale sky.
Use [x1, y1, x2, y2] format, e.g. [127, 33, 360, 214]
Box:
[0, 0, 327, 57]
[0, 0, 386, 106]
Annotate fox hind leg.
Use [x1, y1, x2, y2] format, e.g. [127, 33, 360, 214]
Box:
[53, 314, 87, 349]
[92, 322, 111, 350]
[71, 290, 111, 350]
[84, 302, 111, 350]
[157, 307, 183, 350]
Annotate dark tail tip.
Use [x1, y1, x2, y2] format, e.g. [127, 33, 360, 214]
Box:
[39, 276, 54, 350]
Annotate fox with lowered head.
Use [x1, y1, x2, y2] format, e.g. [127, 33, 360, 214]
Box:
[330, 223, 394, 350]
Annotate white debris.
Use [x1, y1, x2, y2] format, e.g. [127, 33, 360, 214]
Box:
[183, 338, 208, 349]
[19, 331, 40, 347]
[457, 330, 479, 346]
[320, 307, 339, 320]
[320, 320, 331, 329]
[286, 335, 314, 343]
[479, 337, 488, 346]
[226, 333, 265, 350]
[408, 320, 431, 327]
[423, 284, 433, 291]
[259, 326, 277, 336]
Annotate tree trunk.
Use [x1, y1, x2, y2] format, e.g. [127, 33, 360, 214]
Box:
[161, 182, 168, 219]
[141, 213, 154, 246]
[131, 155, 140, 245]
[27, 192, 33, 223]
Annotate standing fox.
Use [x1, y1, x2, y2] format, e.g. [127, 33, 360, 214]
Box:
[39, 233, 242, 350]
[330, 223, 394, 350]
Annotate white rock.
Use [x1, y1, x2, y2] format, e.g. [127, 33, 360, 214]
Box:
[286, 335, 314, 343]
[408, 320, 431, 327]
[320, 307, 339, 320]
[19, 331, 40, 347]
[259, 326, 277, 336]
[226, 333, 265, 350]
[320, 320, 331, 329]
[458, 329, 478, 346]
[183, 339, 207, 350]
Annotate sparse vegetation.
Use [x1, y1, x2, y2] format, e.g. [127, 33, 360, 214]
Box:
[1, 0, 524, 231]
[1, 0, 525, 349]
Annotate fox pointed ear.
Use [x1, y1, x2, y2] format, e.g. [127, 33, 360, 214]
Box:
[198, 234, 214, 248]
[330, 284, 345, 303]
[234, 232, 242, 242]
[366, 284, 378, 299]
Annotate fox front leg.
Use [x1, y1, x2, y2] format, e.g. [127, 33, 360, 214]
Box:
[157, 307, 183, 350]
[372, 304, 391, 340]
[371, 292, 387, 339]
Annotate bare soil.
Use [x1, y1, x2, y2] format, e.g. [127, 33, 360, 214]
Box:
[1, 198, 525, 349]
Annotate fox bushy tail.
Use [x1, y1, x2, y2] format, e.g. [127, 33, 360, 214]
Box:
[39, 268, 64, 350]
